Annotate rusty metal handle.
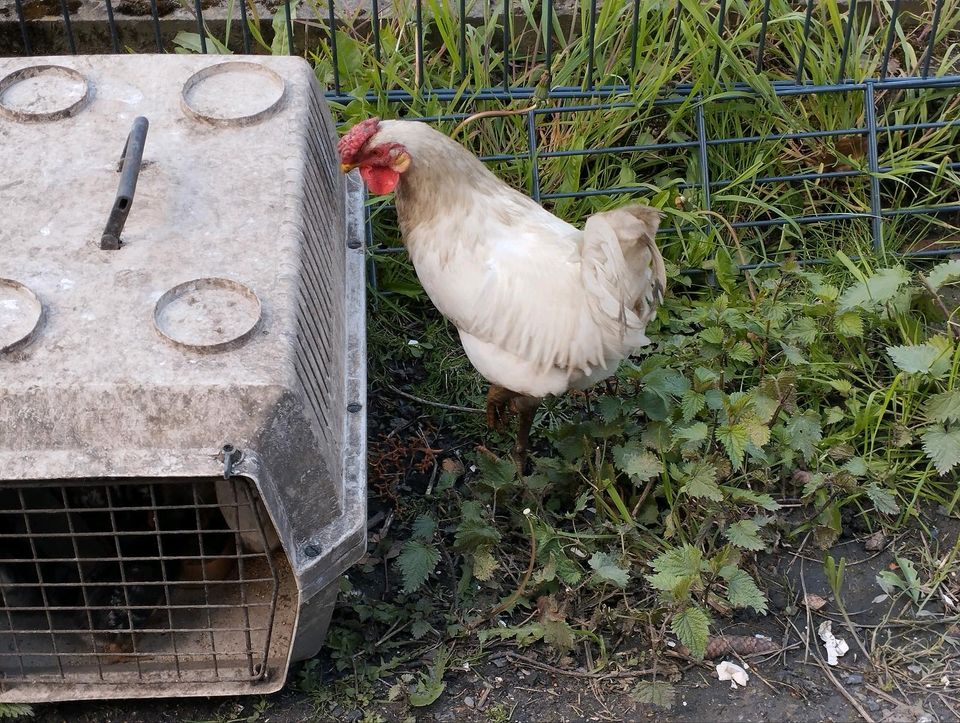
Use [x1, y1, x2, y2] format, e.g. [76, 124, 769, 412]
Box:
[101, 116, 149, 250]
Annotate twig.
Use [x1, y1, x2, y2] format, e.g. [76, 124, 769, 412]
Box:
[384, 383, 484, 414]
[451, 106, 539, 137]
[501, 651, 656, 681]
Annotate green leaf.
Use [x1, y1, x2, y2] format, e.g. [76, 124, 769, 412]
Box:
[643, 368, 691, 396]
[729, 341, 755, 363]
[800, 472, 826, 497]
[0, 705, 33, 720]
[723, 568, 768, 613]
[680, 461, 722, 502]
[921, 425, 960, 475]
[589, 551, 631, 587]
[838, 266, 911, 311]
[671, 605, 712, 660]
[725, 520, 766, 551]
[397, 541, 440, 593]
[780, 342, 808, 365]
[724, 487, 781, 511]
[834, 311, 864, 338]
[888, 337, 954, 377]
[674, 421, 709, 447]
[411, 514, 436, 541]
[700, 326, 725, 345]
[680, 390, 706, 421]
[649, 544, 702, 580]
[927, 259, 960, 290]
[613, 443, 663, 483]
[632, 681, 676, 709]
[408, 646, 448, 707]
[716, 423, 750, 470]
[784, 410, 823, 462]
[926, 390, 960, 423]
[865, 482, 900, 515]
[476, 452, 517, 490]
[410, 619, 434, 639]
[843, 457, 868, 476]
[786, 317, 818, 346]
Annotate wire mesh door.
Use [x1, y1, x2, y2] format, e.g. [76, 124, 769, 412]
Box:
[0, 477, 280, 689]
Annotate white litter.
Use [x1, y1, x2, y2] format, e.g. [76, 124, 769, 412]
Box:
[817, 620, 849, 666]
[716, 660, 750, 689]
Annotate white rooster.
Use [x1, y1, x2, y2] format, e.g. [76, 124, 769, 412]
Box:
[339, 118, 666, 463]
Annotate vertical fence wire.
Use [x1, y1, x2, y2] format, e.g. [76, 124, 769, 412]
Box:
[372, 0, 382, 67]
[586, 0, 598, 90]
[457, 0, 466, 80]
[880, 0, 902, 81]
[922, 0, 945, 78]
[416, 0, 424, 91]
[194, 0, 207, 53]
[284, 0, 294, 55]
[864, 82, 884, 250]
[670, 1, 683, 60]
[712, 0, 727, 79]
[527, 109, 541, 203]
[148, 0, 163, 52]
[838, 0, 858, 83]
[755, 0, 771, 72]
[794, 0, 815, 83]
[327, 0, 340, 93]
[14, 0, 31, 55]
[502, 0, 511, 92]
[104, 0, 120, 53]
[58, 0, 77, 54]
[238, 0, 251, 54]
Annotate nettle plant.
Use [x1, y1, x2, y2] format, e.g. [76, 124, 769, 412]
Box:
[393, 255, 960, 660]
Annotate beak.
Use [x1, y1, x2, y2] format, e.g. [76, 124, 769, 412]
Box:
[340, 162, 356, 173]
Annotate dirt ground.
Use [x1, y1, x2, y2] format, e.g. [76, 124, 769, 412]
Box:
[29, 512, 960, 723]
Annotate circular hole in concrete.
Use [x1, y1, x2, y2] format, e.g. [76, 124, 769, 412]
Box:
[0, 65, 89, 122]
[154, 277, 261, 353]
[180, 62, 285, 127]
[0, 278, 44, 354]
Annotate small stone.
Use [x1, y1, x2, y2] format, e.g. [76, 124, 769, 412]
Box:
[864, 530, 887, 552]
[464, 696, 475, 709]
[844, 674, 864, 685]
[867, 700, 881, 713]
[493, 656, 509, 668]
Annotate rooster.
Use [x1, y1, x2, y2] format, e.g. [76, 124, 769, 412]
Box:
[339, 118, 666, 463]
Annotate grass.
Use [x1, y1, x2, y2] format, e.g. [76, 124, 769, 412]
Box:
[160, 0, 960, 718]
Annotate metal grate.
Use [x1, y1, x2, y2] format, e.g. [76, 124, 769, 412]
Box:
[0, 477, 281, 689]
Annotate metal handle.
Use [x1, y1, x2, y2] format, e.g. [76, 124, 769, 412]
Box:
[101, 116, 149, 250]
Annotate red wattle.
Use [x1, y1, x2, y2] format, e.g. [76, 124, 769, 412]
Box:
[360, 165, 400, 195]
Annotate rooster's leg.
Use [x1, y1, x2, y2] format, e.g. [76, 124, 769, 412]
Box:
[486, 385, 518, 430]
[510, 395, 541, 469]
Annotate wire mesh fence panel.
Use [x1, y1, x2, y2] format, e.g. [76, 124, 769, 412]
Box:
[1, 0, 958, 277]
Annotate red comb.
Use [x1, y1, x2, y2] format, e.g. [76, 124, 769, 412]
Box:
[337, 118, 381, 164]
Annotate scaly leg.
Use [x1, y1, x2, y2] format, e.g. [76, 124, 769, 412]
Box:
[486, 385, 519, 430]
[509, 395, 541, 470]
